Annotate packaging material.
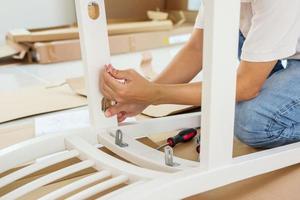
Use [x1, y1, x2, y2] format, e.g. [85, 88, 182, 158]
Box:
[143, 104, 199, 118]
[105, 0, 198, 22]
[0, 85, 87, 124]
[0, 123, 34, 149]
[7, 20, 173, 44]
[32, 24, 193, 64]
[105, 0, 166, 22]
[109, 24, 193, 54]
[108, 20, 173, 35]
[7, 26, 79, 43]
[166, 0, 189, 10]
[0, 44, 19, 61]
[4, 0, 199, 64]
[33, 40, 81, 64]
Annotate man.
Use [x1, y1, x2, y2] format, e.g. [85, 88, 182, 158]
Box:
[100, 0, 300, 149]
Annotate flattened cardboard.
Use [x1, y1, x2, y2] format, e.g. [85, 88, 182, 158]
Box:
[143, 104, 198, 118]
[66, 77, 87, 96]
[0, 123, 34, 150]
[0, 44, 19, 61]
[0, 85, 87, 124]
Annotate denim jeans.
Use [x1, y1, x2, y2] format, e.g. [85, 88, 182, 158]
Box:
[234, 32, 300, 149]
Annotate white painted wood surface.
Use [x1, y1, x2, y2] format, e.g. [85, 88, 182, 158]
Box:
[1, 0, 300, 199]
[1, 160, 95, 200]
[108, 142, 300, 199]
[75, 0, 118, 131]
[66, 175, 129, 200]
[0, 150, 78, 188]
[118, 112, 201, 138]
[99, 132, 199, 172]
[0, 127, 94, 174]
[65, 136, 166, 181]
[39, 171, 112, 200]
[200, 0, 240, 169]
[97, 181, 145, 200]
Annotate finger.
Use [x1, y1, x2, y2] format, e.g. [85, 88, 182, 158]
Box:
[105, 104, 123, 117]
[102, 83, 116, 101]
[110, 69, 133, 80]
[106, 103, 127, 117]
[105, 64, 113, 73]
[99, 68, 106, 91]
[118, 112, 128, 123]
[103, 71, 124, 91]
[117, 112, 126, 122]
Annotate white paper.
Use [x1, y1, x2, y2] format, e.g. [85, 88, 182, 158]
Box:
[35, 109, 137, 136]
[35, 109, 90, 136]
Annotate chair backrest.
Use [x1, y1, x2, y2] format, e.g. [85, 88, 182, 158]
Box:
[75, 0, 118, 132]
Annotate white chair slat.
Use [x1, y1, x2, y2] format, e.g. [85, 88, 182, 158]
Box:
[39, 170, 111, 200]
[66, 175, 129, 200]
[0, 150, 78, 188]
[1, 160, 94, 200]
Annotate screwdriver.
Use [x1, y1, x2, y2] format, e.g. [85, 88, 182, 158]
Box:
[156, 128, 198, 150]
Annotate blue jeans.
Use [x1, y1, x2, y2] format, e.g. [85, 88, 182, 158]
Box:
[234, 32, 300, 149]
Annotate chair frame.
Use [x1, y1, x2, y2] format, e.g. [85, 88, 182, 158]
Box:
[1, 0, 300, 199]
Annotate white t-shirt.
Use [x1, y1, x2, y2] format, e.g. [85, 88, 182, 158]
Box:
[195, 0, 300, 62]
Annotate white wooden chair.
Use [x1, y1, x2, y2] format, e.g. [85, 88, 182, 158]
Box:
[1, 0, 300, 199]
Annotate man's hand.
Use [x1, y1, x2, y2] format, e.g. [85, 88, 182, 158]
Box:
[105, 103, 147, 122]
[100, 65, 159, 105]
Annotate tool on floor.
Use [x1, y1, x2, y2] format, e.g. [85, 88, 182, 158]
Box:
[156, 128, 198, 150]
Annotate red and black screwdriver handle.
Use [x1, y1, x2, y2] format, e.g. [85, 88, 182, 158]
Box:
[167, 128, 198, 148]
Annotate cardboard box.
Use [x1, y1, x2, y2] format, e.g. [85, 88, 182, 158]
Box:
[7, 21, 173, 43]
[33, 40, 81, 64]
[33, 24, 194, 64]
[105, 0, 198, 22]
[2, 0, 198, 63]
[105, 0, 166, 22]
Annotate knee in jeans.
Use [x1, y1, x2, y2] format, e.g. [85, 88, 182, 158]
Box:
[234, 102, 267, 147]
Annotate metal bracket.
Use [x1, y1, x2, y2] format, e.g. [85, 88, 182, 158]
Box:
[115, 130, 128, 148]
[164, 146, 180, 167]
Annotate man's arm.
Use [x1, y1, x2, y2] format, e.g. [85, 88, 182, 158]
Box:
[153, 60, 277, 105]
[102, 60, 277, 107]
[236, 60, 277, 101]
[154, 29, 203, 84]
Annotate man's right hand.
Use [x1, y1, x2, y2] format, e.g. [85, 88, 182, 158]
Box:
[104, 103, 147, 122]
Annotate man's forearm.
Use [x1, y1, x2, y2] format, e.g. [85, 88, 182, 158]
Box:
[154, 29, 203, 84]
[153, 82, 202, 106]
